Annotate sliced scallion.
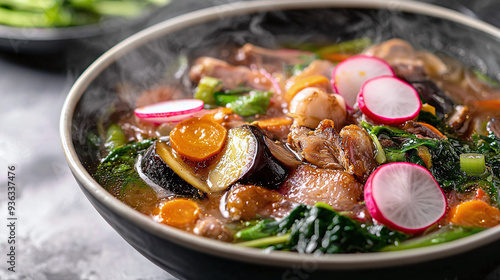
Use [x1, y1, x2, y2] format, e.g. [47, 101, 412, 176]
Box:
[460, 153, 485, 175]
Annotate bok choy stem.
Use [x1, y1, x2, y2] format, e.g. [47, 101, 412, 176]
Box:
[235, 234, 291, 248]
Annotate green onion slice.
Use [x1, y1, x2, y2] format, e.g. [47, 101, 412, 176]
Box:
[460, 153, 486, 175]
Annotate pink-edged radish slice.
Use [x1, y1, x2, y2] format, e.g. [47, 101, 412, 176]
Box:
[259, 68, 282, 95]
[332, 55, 394, 109]
[135, 99, 204, 123]
[358, 76, 421, 125]
[364, 162, 447, 234]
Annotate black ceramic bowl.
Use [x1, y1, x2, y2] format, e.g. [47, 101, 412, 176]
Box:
[60, 1, 500, 279]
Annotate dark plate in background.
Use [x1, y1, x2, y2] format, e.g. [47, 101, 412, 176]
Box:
[0, 1, 222, 73]
[0, 4, 173, 55]
[0, 19, 147, 72]
[0, 19, 126, 54]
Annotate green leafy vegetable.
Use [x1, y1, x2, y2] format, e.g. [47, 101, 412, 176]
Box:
[215, 89, 272, 117]
[361, 121, 440, 162]
[94, 139, 153, 197]
[234, 204, 408, 253]
[193, 77, 273, 117]
[0, 0, 56, 11]
[194, 76, 224, 106]
[474, 132, 500, 177]
[316, 37, 372, 58]
[473, 70, 500, 88]
[235, 234, 291, 248]
[361, 121, 500, 205]
[286, 54, 319, 77]
[104, 124, 127, 152]
[284, 37, 372, 58]
[416, 110, 455, 137]
[0, 5, 73, 27]
[283, 37, 372, 76]
[381, 225, 486, 251]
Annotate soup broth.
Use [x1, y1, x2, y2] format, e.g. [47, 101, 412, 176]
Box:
[93, 38, 500, 253]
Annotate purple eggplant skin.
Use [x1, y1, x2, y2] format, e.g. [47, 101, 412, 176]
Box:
[410, 80, 455, 119]
[237, 125, 288, 189]
[141, 140, 203, 199]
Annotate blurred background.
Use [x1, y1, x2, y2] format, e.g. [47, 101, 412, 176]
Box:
[1, 0, 500, 279]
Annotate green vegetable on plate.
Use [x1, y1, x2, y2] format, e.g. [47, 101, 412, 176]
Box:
[0, 0, 171, 27]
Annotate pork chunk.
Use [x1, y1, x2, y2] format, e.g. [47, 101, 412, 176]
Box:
[189, 57, 272, 91]
[337, 124, 378, 180]
[281, 165, 363, 211]
[287, 122, 343, 170]
[288, 120, 377, 179]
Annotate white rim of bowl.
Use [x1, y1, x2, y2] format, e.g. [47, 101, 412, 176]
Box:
[60, 0, 500, 270]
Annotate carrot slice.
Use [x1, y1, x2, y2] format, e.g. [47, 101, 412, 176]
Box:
[421, 103, 436, 115]
[160, 199, 201, 228]
[448, 200, 500, 228]
[199, 107, 233, 124]
[475, 188, 491, 204]
[251, 117, 293, 130]
[416, 121, 447, 139]
[416, 146, 432, 169]
[472, 99, 500, 111]
[285, 75, 330, 103]
[322, 52, 353, 62]
[170, 117, 227, 161]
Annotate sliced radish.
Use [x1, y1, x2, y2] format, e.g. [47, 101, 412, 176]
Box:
[134, 99, 204, 123]
[259, 67, 282, 95]
[357, 76, 421, 125]
[364, 162, 447, 234]
[332, 55, 394, 109]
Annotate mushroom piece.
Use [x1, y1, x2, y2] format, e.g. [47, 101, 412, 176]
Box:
[225, 184, 282, 221]
[410, 80, 455, 119]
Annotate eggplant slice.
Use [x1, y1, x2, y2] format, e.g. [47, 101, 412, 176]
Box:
[207, 125, 288, 192]
[410, 80, 455, 119]
[141, 140, 207, 198]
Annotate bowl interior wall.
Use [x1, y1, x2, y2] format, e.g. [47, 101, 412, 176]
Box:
[73, 8, 500, 169]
